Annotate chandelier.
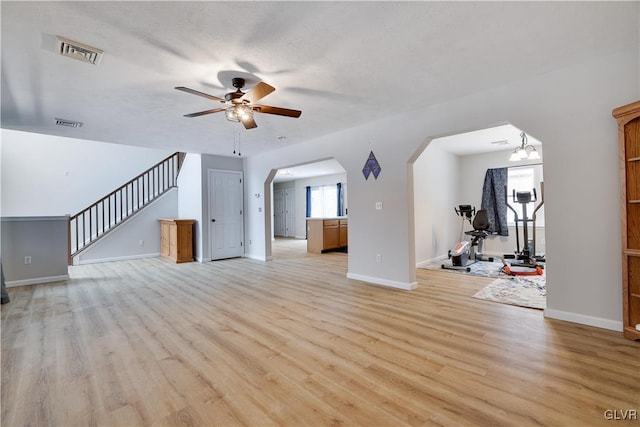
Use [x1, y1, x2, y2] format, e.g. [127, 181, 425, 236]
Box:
[509, 132, 540, 161]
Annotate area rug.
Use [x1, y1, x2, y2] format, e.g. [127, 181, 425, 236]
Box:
[472, 275, 546, 309]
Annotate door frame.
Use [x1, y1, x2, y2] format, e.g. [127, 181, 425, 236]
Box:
[208, 169, 244, 261]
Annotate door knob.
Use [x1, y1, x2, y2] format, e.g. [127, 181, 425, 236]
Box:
[211, 219, 216, 222]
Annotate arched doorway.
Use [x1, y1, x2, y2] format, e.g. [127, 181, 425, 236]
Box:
[264, 158, 348, 260]
[410, 123, 546, 308]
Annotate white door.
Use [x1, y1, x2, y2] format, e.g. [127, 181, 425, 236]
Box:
[274, 189, 285, 237]
[284, 189, 295, 237]
[209, 170, 244, 260]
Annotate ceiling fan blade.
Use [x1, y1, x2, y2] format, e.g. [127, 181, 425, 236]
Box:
[175, 86, 225, 103]
[183, 107, 227, 118]
[242, 82, 275, 104]
[252, 104, 302, 118]
[242, 116, 258, 129]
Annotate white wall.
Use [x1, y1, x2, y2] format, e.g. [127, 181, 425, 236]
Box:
[245, 47, 639, 330]
[177, 153, 204, 260]
[75, 188, 178, 264]
[413, 143, 459, 265]
[0, 129, 173, 216]
[177, 153, 243, 262]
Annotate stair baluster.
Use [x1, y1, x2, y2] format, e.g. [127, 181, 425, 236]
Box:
[68, 152, 185, 264]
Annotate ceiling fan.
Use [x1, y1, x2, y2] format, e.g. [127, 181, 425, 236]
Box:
[175, 77, 302, 129]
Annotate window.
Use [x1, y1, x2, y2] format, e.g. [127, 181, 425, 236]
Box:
[507, 165, 544, 226]
[309, 185, 338, 218]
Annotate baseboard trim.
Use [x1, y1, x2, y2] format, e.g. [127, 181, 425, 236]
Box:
[6, 274, 70, 288]
[244, 253, 270, 262]
[416, 254, 447, 268]
[75, 253, 159, 265]
[544, 308, 623, 332]
[346, 273, 417, 290]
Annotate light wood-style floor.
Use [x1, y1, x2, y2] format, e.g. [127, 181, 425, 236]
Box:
[2, 238, 639, 426]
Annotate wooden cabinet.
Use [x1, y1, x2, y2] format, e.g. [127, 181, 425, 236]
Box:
[613, 100, 640, 340]
[159, 219, 195, 263]
[307, 218, 348, 253]
[339, 219, 348, 248]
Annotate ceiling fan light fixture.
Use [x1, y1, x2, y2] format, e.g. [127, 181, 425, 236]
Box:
[226, 104, 253, 123]
[177, 77, 301, 129]
[225, 106, 240, 122]
[238, 105, 253, 121]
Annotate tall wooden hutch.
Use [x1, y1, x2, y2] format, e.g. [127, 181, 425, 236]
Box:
[613, 100, 640, 340]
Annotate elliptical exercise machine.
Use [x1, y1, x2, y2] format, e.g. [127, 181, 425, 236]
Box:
[442, 205, 494, 272]
[502, 182, 545, 276]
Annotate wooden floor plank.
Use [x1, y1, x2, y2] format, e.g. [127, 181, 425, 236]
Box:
[2, 238, 639, 426]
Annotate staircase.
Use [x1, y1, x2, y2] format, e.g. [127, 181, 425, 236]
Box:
[68, 152, 185, 264]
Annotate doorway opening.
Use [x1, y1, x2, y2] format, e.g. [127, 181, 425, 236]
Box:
[265, 158, 347, 261]
[411, 123, 546, 310]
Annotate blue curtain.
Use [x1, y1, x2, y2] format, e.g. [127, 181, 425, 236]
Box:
[337, 183, 344, 216]
[481, 168, 509, 236]
[306, 186, 311, 218]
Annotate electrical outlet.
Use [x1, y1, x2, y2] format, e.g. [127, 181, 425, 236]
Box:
[376, 253, 382, 263]
[24, 256, 32, 265]
[138, 240, 144, 246]
[375, 202, 383, 210]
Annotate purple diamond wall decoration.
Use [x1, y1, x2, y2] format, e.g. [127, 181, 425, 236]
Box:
[362, 151, 381, 180]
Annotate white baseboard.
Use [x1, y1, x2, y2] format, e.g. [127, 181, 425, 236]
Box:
[74, 253, 159, 265]
[6, 274, 70, 288]
[544, 308, 623, 332]
[346, 272, 417, 290]
[244, 253, 271, 262]
[416, 254, 447, 268]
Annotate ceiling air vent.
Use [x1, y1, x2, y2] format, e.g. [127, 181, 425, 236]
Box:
[490, 140, 509, 146]
[57, 36, 103, 65]
[55, 118, 83, 128]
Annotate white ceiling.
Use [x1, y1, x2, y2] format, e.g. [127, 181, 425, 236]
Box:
[273, 158, 345, 183]
[431, 124, 541, 156]
[1, 2, 637, 158]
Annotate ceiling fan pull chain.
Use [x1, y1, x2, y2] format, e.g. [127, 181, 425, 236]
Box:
[232, 128, 237, 154]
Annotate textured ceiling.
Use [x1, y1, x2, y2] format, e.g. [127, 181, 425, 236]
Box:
[1, 1, 637, 157]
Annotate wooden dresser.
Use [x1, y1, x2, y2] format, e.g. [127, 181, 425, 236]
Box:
[306, 218, 348, 253]
[613, 100, 640, 340]
[159, 219, 195, 263]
